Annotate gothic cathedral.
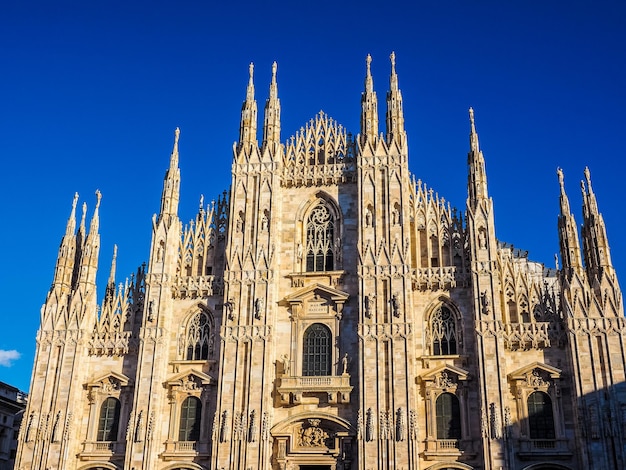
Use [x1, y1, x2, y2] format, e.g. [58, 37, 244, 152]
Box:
[15, 54, 626, 470]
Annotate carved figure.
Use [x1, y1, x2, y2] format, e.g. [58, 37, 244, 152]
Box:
[391, 294, 401, 317]
[364, 293, 375, 318]
[281, 354, 290, 375]
[254, 298, 264, 319]
[342, 353, 350, 374]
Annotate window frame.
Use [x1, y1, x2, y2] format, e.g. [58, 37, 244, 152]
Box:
[302, 323, 332, 376]
[178, 396, 202, 442]
[97, 397, 121, 442]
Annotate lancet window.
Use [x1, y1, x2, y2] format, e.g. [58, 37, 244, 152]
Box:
[305, 203, 335, 272]
[97, 397, 121, 441]
[184, 311, 211, 360]
[430, 306, 458, 355]
[302, 323, 332, 376]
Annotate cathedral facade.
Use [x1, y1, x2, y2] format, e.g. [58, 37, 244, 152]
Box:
[15, 54, 626, 470]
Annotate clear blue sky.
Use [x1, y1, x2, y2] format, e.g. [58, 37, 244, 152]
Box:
[1, 1, 625, 392]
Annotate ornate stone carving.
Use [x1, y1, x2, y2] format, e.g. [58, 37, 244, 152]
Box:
[366, 408, 374, 442]
[298, 419, 329, 447]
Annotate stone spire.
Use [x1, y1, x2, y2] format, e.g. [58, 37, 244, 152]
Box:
[238, 62, 258, 150]
[262, 61, 281, 152]
[360, 54, 379, 145]
[105, 244, 118, 302]
[556, 168, 584, 276]
[385, 51, 405, 146]
[51, 193, 79, 292]
[581, 167, 615, 280]
[467, 108, 489, 209]
[158, 128, 181, 222]
[77, 190, 101, 288]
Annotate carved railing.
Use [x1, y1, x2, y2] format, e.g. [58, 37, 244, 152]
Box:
[162, 440, 210, 459]
[423, 438, 462, 458]
[518, 438, 571, 458]
[412, 267, 469, 290]
[476, 320, 567, 350]
[277, 374, 352, 405]
[172, 275, 223, 299]
[80, 440, 125, 457]
[88, 331, 134, 356]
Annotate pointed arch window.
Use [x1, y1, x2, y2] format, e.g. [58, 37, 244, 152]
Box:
[178, 396, 202, 441]
[185, 312, 211, 360]
[528, 391, 555, 439]
[430, 306, 458, 355]
[302, 323, 332, 376]
[97, 397, 120, 441]
[305, 203, 335, 272]
[435, 392, 461, 439]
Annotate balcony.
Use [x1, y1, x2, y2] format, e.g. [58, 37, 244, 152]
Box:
[277, 374, 353, 405]
[423, 438, 462, 460]
[161, 440, 210, 461]
[518, 438, 572, 460]
[79, 441, 125, 460]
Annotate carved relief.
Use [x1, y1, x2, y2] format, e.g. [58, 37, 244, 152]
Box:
[298, 419, 330, 447]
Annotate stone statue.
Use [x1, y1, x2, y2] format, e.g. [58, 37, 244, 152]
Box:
[342, 353, 349, 374]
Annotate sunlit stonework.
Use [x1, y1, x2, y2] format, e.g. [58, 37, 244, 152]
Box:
[15, 55, 626, 470]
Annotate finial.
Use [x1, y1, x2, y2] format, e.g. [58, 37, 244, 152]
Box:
[249, 62, 254, 81]
[584, 166, 594, 193]
[580, 179, 586, 196]
[174, 127, 180, 146]
[557, 167, 565, 189]
[469, 107, 479, 152]
[80, 202, 87, 229]
[272, 61, 277, 80]
[72, 192, 79, 212]
[366, 54, 372, 73]
[199, 194, 204, 210]
[95, 189, 102, 209]
[390, 51, 396, 72]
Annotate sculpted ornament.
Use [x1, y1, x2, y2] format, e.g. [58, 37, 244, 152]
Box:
[299, 419, 329, 447]
[526, 370, 548, 388]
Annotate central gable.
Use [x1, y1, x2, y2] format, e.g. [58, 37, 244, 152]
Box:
[281, 111, 356, 187]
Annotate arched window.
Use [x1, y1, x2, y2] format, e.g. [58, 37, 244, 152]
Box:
[528, 391, 555, 439]
[305, 203, 335, 272]
[302, 324, 332, 376]
[178, 396, 202, 441]
[431, 306, 458, 355]
[436, 392, 461, 439]
[185, 312, 211, 360]
[97, 397, 120, 441]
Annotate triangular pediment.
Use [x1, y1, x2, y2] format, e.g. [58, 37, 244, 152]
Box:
[508, 361, 561, 381]
[165, 368, 214, 387]
[283, 283, 349, 305]
[87, 371, 131, 388]
[420, 364, 469, 382]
